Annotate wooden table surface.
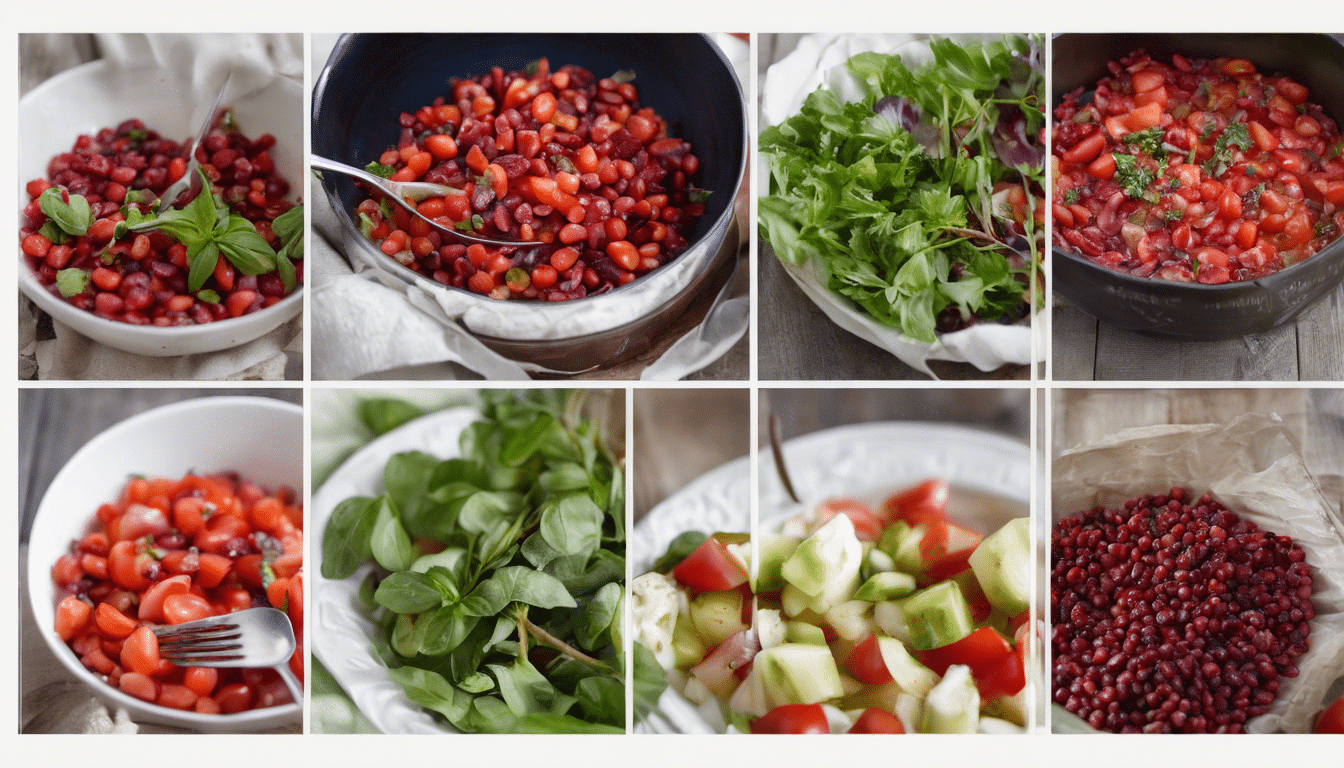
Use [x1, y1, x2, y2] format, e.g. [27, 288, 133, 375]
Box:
[757, 34, 1030, 381]
[1052, 291, 1344, 382]
[18, 389, 303, 542]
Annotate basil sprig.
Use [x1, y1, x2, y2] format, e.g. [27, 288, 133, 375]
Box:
[114, 169, 279, 291]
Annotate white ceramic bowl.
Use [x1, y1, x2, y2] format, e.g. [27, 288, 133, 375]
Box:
[631, 421, 1032, 733]
[18, 60, 303, 357]
[26, 396, 303, 732]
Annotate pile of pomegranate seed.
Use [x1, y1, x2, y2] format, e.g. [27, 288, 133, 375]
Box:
[1052, 488, 1313, 733]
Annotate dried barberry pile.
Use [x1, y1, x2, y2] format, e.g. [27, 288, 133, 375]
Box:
[1052, 488, 1313, 733]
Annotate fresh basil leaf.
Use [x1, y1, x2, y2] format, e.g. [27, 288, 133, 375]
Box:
[488, 659, 568, 717]
[574, 676, 624, 727]
[538, 462, 590, 494]
[607, 462, 625, 541]
[576, 582, 621, 651]
[216, 215, 278, 274]
[460, 566, 576, 616]
[520, 531, 562, 569]
[358, 571, 379, 609]
[499, 413, 561, 466]
[359, 397, 425, 436]
[416, 604, 479, 656]
[508, 714, 623, 734]
[322, 495, 380, 579]
[271, 203, 303, 244]
[459, 671, 495, 694]
[539, 493, 603, 560]
[187, 240, 220, 292]
[545, 549, 623, 597]
[55, 268, 91, 297]
[196, 289, 221, 304]
[387, 667, 472, 723]
[632, 640, 669, 721]
[275, 246, 298, 293]
[38, 220, 69, 245]
[458, 576, 510, 617]
[374, 570, 442, 614]
[457, 491, 524, 534]
[370, 495, 415, 572]
[651, 531, 708, 574]
[187, 173, 218, 233]
[384, 450, 440, 525]
[38, 187, 93, 236]
[423, 565, 461, 604]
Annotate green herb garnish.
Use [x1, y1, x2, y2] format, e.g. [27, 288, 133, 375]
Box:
[1113, 153, 1156, 199]
[55, 268, 91, 297]
[113, 169, 279, 291]
[38, 187, 94, 236]
[1202, 121, 1252, 176]
[365, 161, 396, 178]
[1063, 188, 1080, 205]
[1123, 126, 1166, 159]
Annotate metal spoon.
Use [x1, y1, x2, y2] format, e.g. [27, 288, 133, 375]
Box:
[309, 154, 524, 247]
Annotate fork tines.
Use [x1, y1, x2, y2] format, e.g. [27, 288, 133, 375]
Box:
[153, 621, 246, 662]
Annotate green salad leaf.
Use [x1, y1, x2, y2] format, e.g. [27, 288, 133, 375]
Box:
[759, 34, 1043, 343]
[322, 390, 626, 733]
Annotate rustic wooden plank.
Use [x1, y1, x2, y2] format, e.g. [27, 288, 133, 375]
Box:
[1092, 320, 1298, 381]
[1296, 286, 1344, 381]
[1051, 301, 1098, 381]
[1169, 389, 1307, 428]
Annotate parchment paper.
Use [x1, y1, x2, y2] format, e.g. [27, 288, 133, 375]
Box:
[1052, 413, 1344, 733]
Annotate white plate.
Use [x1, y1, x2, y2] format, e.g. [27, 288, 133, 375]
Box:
[310, 407, 482, 734]
[630, 421, 1030, 733]
[18, 59, 303, 357]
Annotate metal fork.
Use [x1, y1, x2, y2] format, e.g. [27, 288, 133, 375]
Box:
[151, 608, 302, 705]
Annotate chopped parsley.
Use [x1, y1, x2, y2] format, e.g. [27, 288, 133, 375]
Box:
[1202, 121, 1252, 176]
[1113, 153, 1156, 199]
[365, 161, 396, 178]
[1122, 126, 1166, 159]
[1243, 182, 1266, 209]
[1164, 208, 1182, 221]
[1063, 188, 1080, 205]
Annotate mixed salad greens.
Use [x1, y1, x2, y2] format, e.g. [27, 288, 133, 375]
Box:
[759, 34, 1045, 342]
[633, 480, 1033, 733]
[321, 390, 626, 733]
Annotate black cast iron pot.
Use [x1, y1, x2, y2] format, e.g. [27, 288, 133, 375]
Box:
[1052, 33, 1344, 341]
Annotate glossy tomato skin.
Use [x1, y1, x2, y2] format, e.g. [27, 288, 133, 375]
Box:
[750, 703, 830, 734]
[672, 537, 749, 592]
[846, 633, 894, 685]
[882, 479, 950, 521]
[1317, 696, 1344, 734]
[849, 708, 906, 734]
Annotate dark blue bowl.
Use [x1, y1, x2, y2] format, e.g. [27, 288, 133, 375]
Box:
[312, 33, 747, 372]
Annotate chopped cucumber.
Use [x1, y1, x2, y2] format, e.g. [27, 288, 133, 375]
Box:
[780, 514, 862, 611]
[863, 547, 897, 580]
[978, 716, 1025, 734]
[755, 534, 802, 593]
[877, 636, 939, 697]
[785, 620, 828, 646]
[690, 590, 748, 647]
[968, 517, 1031, 616]
[878, 520, 928, 574]
[727, 661, 770, 717]
[672, 612, 707, 669]
[756, 608, 787, 650]
[756, 643, 845, 706]
[873, 600, 914, 646]
[899, 580, 975, 650]
[854, 571, 917, 602]
[921, 664, 980, 734]
[823, 600, 873, 643]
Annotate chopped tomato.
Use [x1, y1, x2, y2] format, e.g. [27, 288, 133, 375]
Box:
[690, 629, 759, 698]
[751, 703, 830, 734]
[812, 498, 886, 541]
[881, 479, 949, 522]
[846, 633, 893, 685]
[672, 537, 749, 592]
[1315, 696, 1344, 734]
[917, 626, 1014, 678]
[924, 521, 985, 581]
[849, 708, 906, 734]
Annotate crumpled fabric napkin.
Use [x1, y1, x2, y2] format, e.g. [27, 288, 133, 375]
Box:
[761, 33, 1043, 376]
[309, 33, 748, 381]
[20, 33, 303, 381]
